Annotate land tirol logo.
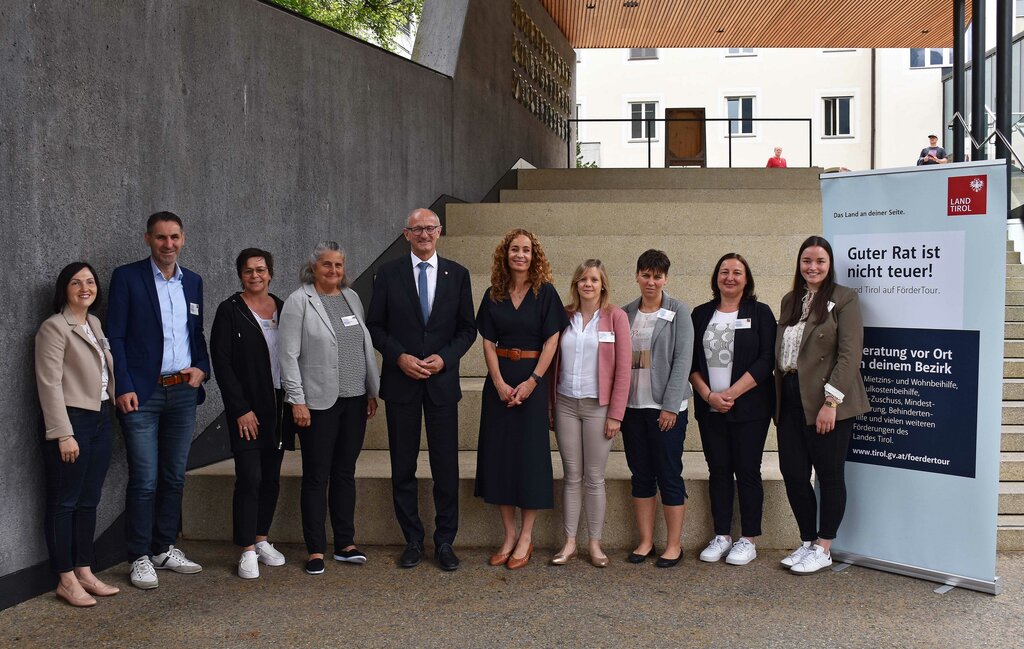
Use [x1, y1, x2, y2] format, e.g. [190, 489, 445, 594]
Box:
[947, 174, 987, 216]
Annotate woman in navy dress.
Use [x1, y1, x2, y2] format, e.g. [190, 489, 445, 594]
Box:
[476, 228, 567, 570]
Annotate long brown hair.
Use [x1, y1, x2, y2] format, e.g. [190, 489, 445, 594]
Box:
[489, 228, 553, 301]
[779, 236, 836, 326]
[566, 259, 610, 314]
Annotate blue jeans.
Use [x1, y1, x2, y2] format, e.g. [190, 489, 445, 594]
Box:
[121, 382, 198, 557]
[44, 403, 113, 573]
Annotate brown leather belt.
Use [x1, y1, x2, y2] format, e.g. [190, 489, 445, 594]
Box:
[158, 373, 189, 387]
[783, 369, 798, 375]
[496, 347, 540, 361]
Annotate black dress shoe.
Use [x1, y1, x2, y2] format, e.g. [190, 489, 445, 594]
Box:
[627, 547, 658, 564]
[656, 552, 683, 568]
[436, 543, 460, 572]
[400, 542, 423, 568]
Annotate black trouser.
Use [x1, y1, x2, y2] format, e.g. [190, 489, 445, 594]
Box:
[45, 403, 113, 573]
[697, 414, 769, 538]
[298, 395, 367, 555]
[385, 394, 459, 547]
[777, 373, 853, 541]
[232, 446, 284, 547]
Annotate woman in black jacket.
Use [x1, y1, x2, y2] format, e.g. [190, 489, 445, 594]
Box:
[689, 253, 776, 566]
[211, 248, 288, 579]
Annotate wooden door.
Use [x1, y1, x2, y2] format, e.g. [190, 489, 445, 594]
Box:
[665, 107, 707, 168]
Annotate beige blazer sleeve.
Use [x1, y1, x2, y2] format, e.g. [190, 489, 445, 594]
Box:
[35, 315, 74, 440]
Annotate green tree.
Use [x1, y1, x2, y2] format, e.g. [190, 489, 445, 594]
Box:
[270, 0, 423, 53]
[576, 141, 598, 168]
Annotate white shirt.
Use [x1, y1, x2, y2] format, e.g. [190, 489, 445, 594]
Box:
[151, 258, 191, 374]
[557, 311, 600, 400]
[627, 310, 661, 409]
[81, 322, 110, 401]
[704, 310, 738, 411]
[251, 308, 281, 389]
[411, 251, 438, 315]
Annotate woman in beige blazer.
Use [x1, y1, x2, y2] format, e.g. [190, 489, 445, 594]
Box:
[774, 236, 869, 575]
[35, 262, 119, 607]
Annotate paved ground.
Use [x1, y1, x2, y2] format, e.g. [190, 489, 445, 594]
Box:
[1, 541, 1022, 648]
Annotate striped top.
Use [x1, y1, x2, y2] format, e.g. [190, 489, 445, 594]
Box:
[320, 294, 367, 398]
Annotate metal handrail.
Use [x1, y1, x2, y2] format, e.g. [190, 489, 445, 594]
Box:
[566, 117, 814, 169]
[947, 111, 1024, 169]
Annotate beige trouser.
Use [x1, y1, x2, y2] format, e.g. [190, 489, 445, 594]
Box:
[554, 395, 613, 539]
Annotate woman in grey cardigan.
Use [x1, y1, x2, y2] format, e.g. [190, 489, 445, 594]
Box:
[621, 250, 694, 568]
[279, 241, 379, 576]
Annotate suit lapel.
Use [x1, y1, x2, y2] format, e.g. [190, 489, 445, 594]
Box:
[307, 287, 337, 339]
[402, 258, 426, 327]
[142, 259, 163, 324]
[429, 258, 452, 325]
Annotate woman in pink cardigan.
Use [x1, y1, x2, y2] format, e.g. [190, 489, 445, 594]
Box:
[550, 260, 632, 567]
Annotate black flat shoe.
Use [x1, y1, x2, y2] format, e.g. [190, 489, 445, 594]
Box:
[400, 542, 423, 569]
[305, 558, 325, 575]
[656, 552, 683, 568]
[436, 543, 460, 572]
[627, 547, 658, 564]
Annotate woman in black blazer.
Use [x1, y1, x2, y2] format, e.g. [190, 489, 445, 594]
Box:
[211, 248, 288, 579]
[689, 253, 776, 566]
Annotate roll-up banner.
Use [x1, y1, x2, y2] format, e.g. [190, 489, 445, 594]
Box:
[821, 160, 1006, 594]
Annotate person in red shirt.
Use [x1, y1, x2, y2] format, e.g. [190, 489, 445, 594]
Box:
[766, 147, 787, 168]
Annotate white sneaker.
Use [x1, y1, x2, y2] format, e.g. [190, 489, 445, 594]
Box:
[780, 541, 813, 567]
[238, 551, 259, 579]
[699, 535, 732, 563]
[725, 538, 757, 566]
[256, 541, 286, 567]
[130, 556, 159, 589]
[790, 544, 833, 574]
[152, 545, 203, 574]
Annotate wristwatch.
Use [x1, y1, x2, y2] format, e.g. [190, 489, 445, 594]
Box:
[530, 372, 542, 383]
[824, 399, 838, 409]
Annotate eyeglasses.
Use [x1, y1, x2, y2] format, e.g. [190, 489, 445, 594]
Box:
[404, 225, 442, 235]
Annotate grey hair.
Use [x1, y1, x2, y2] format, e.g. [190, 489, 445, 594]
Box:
[299, 240, 349, 287]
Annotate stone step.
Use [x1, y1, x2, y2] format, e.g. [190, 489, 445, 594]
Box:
[1002, 402, 1024, 426]
[442, 234, 808, 279]
[1002, 425, 1024, 451]
[1003, 379, 1024, 400]
[1005, 342, 1024, 358]
[1007, 291, 1024, 306]
[999, 482, 1024, 514]
[1006, 360, 1024, 378]
[1006, 323, 1024, 339]
[1007, 263, 1024, 277]
[1009, 251, 1021, 264]
[182, 451, 799, 551]
[445, 202, 819, 237]
[1007, 306, 1024, 322]
[1007, 276, 1024, 291]
[998, 515, 1024, 551]
[1009, 239, 1016, 251]
[1001, 452, 1024, 481]
[516, 168, 823, 191]
[499, 188, 823, 205]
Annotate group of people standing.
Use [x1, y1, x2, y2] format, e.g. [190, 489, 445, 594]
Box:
[35, 206, 868, 607]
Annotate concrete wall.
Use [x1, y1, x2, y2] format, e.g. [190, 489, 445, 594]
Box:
[0, 0, 568, 580]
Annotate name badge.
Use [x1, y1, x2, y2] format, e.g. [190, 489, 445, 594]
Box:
[189, 302, 200, 316]
[732, 318, 752, 330]
[341, 315, 359, 327]
[598, 331, 615, 343]
[657, 308, 675, 322]
[827, 301, 836, 313]
[261, 319, 278, 330]
[99, 338, 111, 350]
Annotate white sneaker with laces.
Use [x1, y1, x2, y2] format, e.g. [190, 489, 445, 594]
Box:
[725, 538, 757, 566]
[152, 545, 203, 574]
[780, 541, 813, 567]
[130, 556, 159, 589]
[790, 544, 832, 574]
[256, 541, 286, 567]
[699, 535, 732, 563]
[238, 551, 259, 579]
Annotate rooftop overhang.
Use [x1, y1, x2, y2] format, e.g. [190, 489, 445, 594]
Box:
[541, 0, 972, 49]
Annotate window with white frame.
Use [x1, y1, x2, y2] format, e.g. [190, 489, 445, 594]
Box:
[726, 96, 754, 135]
[823, 97, 852, 137]
[628, 48, 658, 60]
[630, 102, 657, 139]
[1017, 0, 1024, 17]
[909, 48, 952, 69]
[727, 48, 755, 56]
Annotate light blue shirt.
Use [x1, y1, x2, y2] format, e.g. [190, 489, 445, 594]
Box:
[151, 258, 191, 374]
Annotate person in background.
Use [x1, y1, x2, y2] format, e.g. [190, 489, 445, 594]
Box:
[766, 146, 787, 168]
[279, 241, 379, 576]
[36, 262, 119, 606]
[550, 259, 631, 568]
[775, 236, 869, 574]
[689, 253, 776, 567]
[916, 134, 949, 165]
[620, 249, 694, 568]
[210, 248, 288, 579]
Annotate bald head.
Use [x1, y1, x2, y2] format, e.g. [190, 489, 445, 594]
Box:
[406, 208, 440, 228]
[404, 208, 442, 260]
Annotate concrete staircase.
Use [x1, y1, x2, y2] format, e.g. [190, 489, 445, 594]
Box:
[182, 167, 1020, 552]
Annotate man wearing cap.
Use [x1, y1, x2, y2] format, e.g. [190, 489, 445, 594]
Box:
[916, 134, 949, 165]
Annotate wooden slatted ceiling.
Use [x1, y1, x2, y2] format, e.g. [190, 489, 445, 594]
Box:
[541, 0, 972, 49]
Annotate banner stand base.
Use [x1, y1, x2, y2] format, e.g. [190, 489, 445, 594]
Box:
[831, 550, 1001, 595]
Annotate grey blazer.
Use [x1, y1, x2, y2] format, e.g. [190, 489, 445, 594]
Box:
[622, 291, 694, 413]
[279, 284, 380, 410]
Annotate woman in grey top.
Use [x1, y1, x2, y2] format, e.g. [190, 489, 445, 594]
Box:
[279, 241, 379, 576]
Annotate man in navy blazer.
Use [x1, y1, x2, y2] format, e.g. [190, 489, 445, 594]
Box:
[107, 211, 210, 589]
[366, 208, 476, 571]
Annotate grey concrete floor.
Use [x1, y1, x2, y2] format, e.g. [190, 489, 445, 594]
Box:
[1, 541, 1022, 648]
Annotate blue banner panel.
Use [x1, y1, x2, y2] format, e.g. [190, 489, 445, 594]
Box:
[851, 327, 979, 478]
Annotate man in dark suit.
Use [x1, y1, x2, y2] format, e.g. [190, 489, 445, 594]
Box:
[107, 211, 210, 589]
[367, 208, 476, 571]
[916, 134, 949, 165]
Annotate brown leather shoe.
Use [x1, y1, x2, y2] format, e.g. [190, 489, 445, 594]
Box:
[489, 550, 512, 566]
[79, 577, 120, 597]
[55, 583, 96, 608]
[506, 544, 533, 570]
